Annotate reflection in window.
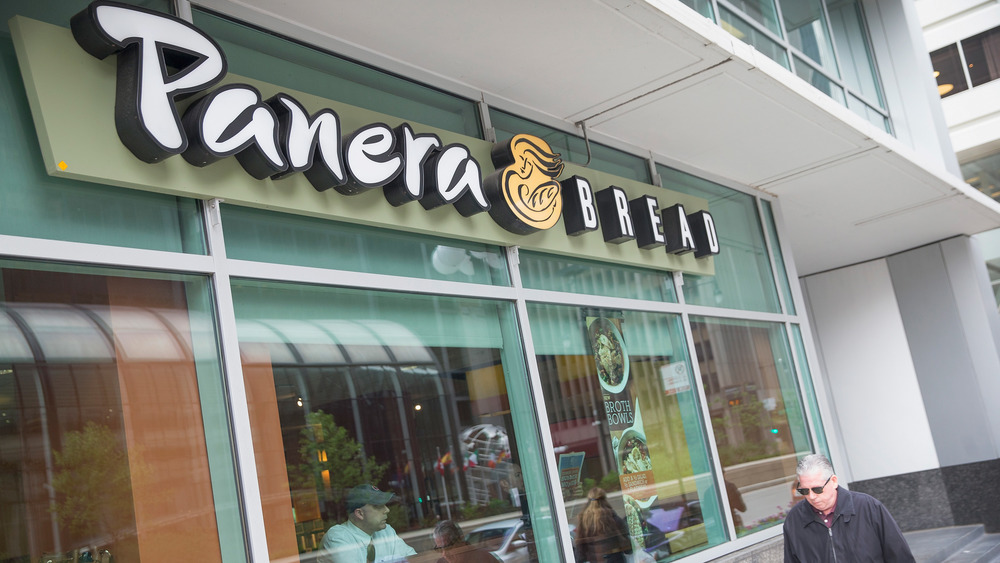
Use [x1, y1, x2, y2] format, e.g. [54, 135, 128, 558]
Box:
[221, 205, 510, 286]
[727, 0, 782, 37]
[793, 56, 846, 103]
[191, 10, 481, 138]
[489, 110, 652, 183]
[528, 303, 727, 561]
[658, 166, 781, 313]
[0, 263, 240, 563]
[961, 150, 1000, 202]
[0, 38, 204, 253]
[826, 0, 884, 110]
[519, 251, 677, 302]
[964, 26, 1000, 87]
[931, 43, 968, 98]
[690, 317, 811, 536]
[719, 7, 790, 69]
[783, 0, 838, 74]
[677, 0, 714, 19]
[231, 281, 554, 562]
[759, 201, 796, 315]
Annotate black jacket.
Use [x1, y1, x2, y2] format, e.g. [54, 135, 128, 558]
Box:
[783, 486, 915, 563]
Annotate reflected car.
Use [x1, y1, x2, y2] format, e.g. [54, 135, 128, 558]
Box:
[642, 501, 707, 558]
[466, 518, 528, 563]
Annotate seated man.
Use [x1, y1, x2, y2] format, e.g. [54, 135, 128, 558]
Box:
[318, 484, 417, 563]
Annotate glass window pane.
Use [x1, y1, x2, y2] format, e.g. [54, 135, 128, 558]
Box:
[791, 325, 828, 458]
[527, 303, 727, 560]
[725, 0, 782, 37]
[719, 7, 790, 69]
[826, 0, 885, 108]
[846, 95, 891, 133]
[191, 10, 482, 138]
[0, 36, 205, 253]
[658, 166, 781, 313]
[793, 56, 846, 103]
[972, 228, 1000, 310]
[962, 26, 1000, 87]
[0, 260, 243, 562]
[679, 0, 715, 20]
[231, 280, 558, 562]
[961, 150, 1000, 201]
[781, 0, 838, 74]
[931, 44, 969, 98]
[690, 316, 811, 536]
[489, 110, 652, 183]
[519, 251, 677, 302]
[760, 201, 796, 315]
[221, 205, 510, 285]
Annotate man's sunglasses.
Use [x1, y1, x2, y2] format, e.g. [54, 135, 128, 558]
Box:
[796, 475, 832, 496]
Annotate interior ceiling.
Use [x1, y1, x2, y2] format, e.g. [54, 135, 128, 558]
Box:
[208, 0, 1000, 276]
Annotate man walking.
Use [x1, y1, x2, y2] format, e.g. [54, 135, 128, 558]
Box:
[783, 454, 914, 562]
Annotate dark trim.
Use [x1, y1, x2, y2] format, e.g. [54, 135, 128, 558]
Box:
[849, 458, 1000, 533]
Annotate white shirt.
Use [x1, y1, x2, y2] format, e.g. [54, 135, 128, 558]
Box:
[317, 520, 416, 563]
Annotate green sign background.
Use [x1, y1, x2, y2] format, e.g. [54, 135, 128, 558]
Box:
[11, 16, 713, 275]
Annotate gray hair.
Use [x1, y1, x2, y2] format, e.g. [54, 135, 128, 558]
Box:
[796, 453, 835, 479]
[434, 520, 466, 548]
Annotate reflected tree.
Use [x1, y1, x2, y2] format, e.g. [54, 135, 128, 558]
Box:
[289, 410, 387, 521]
[50, 422, 140, 542]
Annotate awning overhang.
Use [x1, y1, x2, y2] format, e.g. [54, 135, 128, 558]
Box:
[165, 0, 1000, 275]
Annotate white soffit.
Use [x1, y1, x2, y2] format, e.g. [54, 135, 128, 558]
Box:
[200, 0, 1000, 276]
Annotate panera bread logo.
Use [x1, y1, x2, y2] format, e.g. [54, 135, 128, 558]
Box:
[68, 1, 721, 259]
[485, 135, 565, 234]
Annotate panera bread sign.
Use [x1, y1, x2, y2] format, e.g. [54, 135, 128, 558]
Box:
[69, 1, 721, 259]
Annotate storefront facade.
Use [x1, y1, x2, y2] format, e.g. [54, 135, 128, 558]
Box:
[2, 1, 998, 563]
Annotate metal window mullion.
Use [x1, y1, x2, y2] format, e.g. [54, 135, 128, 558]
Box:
[202, 199, 270, 563]
[844, 89, 890, 118]
[784, 321, 822, 452]
[0, 234, 216, 274]
[764, 198, 804, 320]
[520, 287, 797, 324]
[764, 199, 850, 480]
[226, 259, 519, 301]
[505, 246, 575, 563]
[717, 0, 787, 45]
[755, 198, 789, 315]
[789, 45, 844, 83]
[478, 98, 496, 143]
[173, 0, 193, 20]
[817, 0, 846, 81]
[680, 309, 738, 540]
[958, 39, 974, 91]
[851, 0, 890, 111]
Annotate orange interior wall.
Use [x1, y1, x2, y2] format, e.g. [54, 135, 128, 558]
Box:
[243, 359, 300, 559]
[108, 277, 223, 563]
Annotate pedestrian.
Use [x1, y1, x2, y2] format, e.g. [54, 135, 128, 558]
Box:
[783, 454, 915, 562]
[433, 520, 499, 563]
[574, 487, 632, 563]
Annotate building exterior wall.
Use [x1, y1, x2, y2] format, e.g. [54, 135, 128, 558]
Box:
[2, 1, 1000, 562]
[919, 0, 1000, 160]
[867, 0, 962, 175]
[801, 259, 939, 482]
[889, 238, 1000, 466]
[801, 236, 1000, 532]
